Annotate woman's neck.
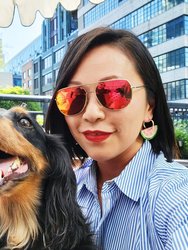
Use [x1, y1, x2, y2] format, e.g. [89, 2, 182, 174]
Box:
[96, 138, 143, 185]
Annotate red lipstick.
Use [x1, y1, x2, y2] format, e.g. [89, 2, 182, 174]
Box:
[83, 130, 112, 142]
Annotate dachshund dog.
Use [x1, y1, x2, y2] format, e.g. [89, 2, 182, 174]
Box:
[0, 106, 95, 250]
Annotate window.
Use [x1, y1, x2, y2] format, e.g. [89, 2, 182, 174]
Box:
[23, 71, 26, 80]
[42, 73, 53, 86]
[28, 68, 32, 77]
[42, 56, 52, 70]
[54, 47, 65, 63]
[34, 63, 38, 73]
[139, 16, 186, 48]
[34, 78, 39, 89]
[110, 0, 183, 33]
[155, 48, 187, 73]
[164, 79, 188, 101]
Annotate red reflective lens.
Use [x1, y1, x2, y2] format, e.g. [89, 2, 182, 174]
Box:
[55, 79, 132, 116]
[56, 87, 86, 115]
[96, 80, 132, 109]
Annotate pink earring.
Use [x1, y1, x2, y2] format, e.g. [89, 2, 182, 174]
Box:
[140, 120, 158, 140]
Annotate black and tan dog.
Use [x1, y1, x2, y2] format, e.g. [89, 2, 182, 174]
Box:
[0, 106, 95, 250]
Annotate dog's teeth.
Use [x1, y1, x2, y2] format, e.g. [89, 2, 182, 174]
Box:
[10, 157, 20, 171]
[11, 164, 19, 171]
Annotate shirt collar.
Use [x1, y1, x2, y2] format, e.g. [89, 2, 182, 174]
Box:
[76, 158, 97, 195]
[76, 141, 157, 201]
[115, 141, 157, 201]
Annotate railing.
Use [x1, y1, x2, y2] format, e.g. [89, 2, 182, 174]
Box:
[168, 101, 188, 121]
[175, 159, 188, 167]
[0, 93, 52, 119]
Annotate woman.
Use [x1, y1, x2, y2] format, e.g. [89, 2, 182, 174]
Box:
[45, 28, 188, 249]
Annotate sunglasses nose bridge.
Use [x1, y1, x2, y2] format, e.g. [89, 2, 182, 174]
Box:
[85, 89, 97, 101]
[87, 90, 95, 94]
[83, 89, 104, 111]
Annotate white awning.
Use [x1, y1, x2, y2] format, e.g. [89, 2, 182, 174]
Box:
[0, 0, 105, 27]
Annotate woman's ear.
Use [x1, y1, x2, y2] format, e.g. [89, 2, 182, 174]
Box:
[144, 103, 154, 122]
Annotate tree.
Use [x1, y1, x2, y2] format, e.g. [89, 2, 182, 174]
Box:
[0, 86, 41, 111]
[174, 120, 188, 159]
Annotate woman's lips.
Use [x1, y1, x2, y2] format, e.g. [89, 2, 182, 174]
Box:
[82, 130, 112, 142]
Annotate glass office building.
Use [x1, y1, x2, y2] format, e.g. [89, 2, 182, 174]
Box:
[33, 4, 78, 96]
[78, 0, 188, 103]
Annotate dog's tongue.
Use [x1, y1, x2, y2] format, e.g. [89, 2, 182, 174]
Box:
[0, 156, 28, 185]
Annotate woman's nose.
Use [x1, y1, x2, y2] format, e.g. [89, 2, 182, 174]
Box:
[82, 93, 105, 122]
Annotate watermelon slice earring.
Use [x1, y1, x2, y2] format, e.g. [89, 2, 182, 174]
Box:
[140, 120, 158, 140]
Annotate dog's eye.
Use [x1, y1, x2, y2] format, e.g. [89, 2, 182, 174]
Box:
[18, 118, 32, 128]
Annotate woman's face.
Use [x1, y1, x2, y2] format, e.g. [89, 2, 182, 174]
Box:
[65, 45, 153, 164]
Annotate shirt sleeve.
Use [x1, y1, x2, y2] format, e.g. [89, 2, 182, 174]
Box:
[154, 169, 188, 249]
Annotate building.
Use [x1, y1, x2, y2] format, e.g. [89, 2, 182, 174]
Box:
[12, 73, 22, 87]
[22, 60, 33, 92]
[33, 4, 78, 96]
[78, 0, 188, 103]
[5, 35, 42, 92]
[5, 0, 188, 104]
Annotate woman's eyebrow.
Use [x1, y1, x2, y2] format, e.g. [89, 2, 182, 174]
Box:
[68, 80, 82, 85]
[99, 75, 120, 81]
[69, 75, 120, 85]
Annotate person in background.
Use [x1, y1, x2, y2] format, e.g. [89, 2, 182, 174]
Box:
[45, 27, 188, 249]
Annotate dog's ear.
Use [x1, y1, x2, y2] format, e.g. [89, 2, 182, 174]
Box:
[42, 134, 91, 249]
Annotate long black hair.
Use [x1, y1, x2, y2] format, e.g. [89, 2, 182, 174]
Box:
[45, 27, 178, 162]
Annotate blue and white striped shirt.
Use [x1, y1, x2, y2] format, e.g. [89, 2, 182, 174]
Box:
[75, 141, 188, 249]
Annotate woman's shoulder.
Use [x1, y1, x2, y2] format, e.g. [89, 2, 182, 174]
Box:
[147, 154, 188, 244]
[147, 154, 188, 201]
[148, 154, 188, 188]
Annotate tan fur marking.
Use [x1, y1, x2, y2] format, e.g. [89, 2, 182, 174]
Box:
[0, 107, 48, 248]
[0, 175, 42, 249]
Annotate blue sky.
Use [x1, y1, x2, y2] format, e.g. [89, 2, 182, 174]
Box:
[0, 8, 44, 62]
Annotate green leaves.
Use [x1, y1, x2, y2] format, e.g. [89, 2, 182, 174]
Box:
[0, 86, 41, 111]
[174, 120, 188, 159]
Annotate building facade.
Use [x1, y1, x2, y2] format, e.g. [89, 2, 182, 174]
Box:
[78, 0, 188, 103]
[22, 60, 33, 92]
[5, 0, 188, 104]
[5, 35, 42, 90]
[33, 5, 78, 96]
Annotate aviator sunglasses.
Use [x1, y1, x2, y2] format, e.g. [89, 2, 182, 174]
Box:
[55, 79, 145, 116]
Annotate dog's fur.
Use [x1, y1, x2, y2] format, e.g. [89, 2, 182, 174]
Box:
[0, 107, 95, 250]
